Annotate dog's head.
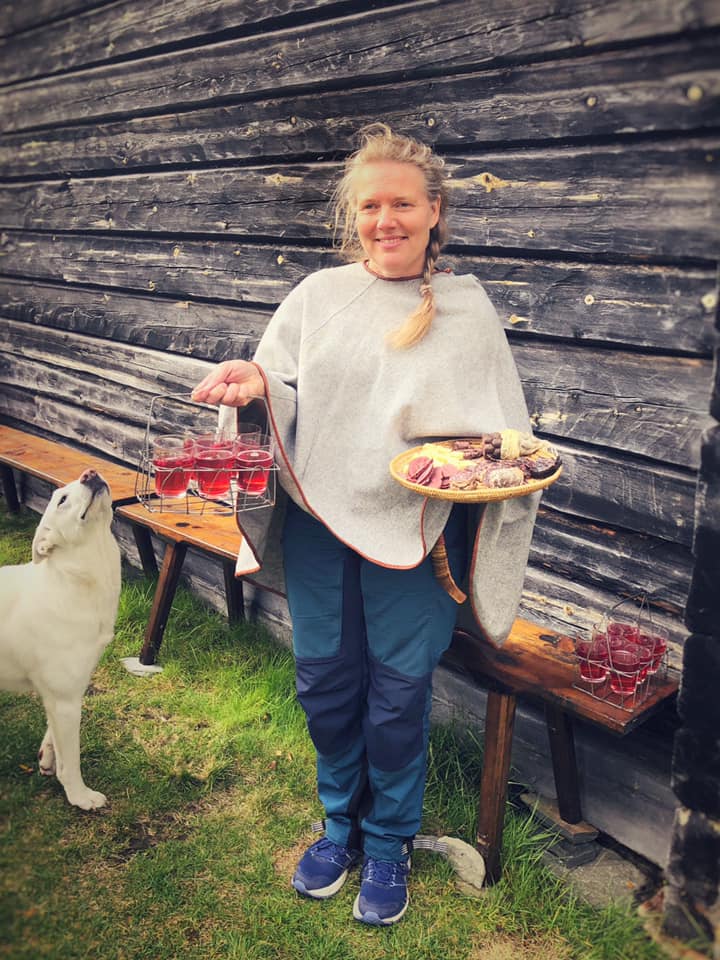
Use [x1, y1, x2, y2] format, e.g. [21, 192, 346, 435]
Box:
[32, 469, 113, 563]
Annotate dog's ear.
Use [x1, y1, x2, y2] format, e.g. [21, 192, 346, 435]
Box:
[32, 524, 58, 563]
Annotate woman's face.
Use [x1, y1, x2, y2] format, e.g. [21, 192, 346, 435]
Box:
[353, 161, 440, 279]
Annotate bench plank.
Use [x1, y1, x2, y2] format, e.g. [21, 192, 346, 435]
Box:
[0, 424, 139, 504]
[115, 501, 241, 558]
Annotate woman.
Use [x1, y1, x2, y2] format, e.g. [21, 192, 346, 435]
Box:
[192, 124, 538, 926]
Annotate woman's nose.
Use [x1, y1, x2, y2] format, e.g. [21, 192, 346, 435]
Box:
[377, 206, 396, 229]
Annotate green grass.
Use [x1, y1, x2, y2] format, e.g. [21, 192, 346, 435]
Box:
[0, 504, 667, 960]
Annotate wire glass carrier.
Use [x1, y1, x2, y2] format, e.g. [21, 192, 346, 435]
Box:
[135, 393, 277, 515]
[571, 593, 669, 712]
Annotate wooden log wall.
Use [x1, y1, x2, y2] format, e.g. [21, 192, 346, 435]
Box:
[1, 0, 719, 862]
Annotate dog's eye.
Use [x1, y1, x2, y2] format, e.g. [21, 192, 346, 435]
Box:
[58, 495, 67, 505]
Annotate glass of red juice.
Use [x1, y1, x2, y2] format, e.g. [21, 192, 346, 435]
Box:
[575, 636, 608, 685]
[235, 433, 274, 495]
[194, 433, 235, 498]
[152, 435, 194, 499]
[639, 626, 668, 674]
[608, 647, 641, 695]
[607, 620, 640, 644]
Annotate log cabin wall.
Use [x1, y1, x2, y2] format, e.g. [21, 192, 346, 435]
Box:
[0, 1, 718, 865]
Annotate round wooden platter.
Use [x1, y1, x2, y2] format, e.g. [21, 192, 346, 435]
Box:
[389, 443, 563, 503]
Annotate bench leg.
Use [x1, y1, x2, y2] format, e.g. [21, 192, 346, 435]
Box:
[1, 465, 20, 513]
[222, 560, 245, 624]
[139, 541, 188, 666]
[476, 688, 517, 885]
[544, 703, 582, 824]
[131, 524, 158, 578]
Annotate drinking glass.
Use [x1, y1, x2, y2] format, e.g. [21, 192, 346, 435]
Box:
[152, 435, 194, 499]
[608, 647, 641, 695]
[194, 433, 235, 498]
[575, 636, 608, 685]
[607, 619, 640, 645]
[235, 433, 274, 495]
[638, 625, 668, 675]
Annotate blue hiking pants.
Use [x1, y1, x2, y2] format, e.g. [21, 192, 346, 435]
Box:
[282, 499, 467, 861]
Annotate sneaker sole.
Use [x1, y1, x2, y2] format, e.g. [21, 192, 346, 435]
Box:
[292, 868, 350, 900]
[352, 892, 409, 926]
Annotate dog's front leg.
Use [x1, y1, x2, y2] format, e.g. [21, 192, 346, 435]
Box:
[43, 698, 107, 810]
[38, 727, 56, 775]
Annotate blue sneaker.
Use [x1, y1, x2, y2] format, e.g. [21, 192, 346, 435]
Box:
[352, 856, 410, 925]
[292, 837, 361, 899]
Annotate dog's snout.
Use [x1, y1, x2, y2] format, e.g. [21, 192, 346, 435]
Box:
[80, 469, 109, 497]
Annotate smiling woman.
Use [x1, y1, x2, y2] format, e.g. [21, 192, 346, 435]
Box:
[192, 122, 539, 928]
[353, 161, 440, 279]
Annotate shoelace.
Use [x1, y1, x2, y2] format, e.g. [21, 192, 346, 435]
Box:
[313, 838, 355, 863]
[363, 858, 408, 886]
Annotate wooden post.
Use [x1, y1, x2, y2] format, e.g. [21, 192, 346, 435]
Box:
[476, 688, 517, 884]
[1, 465, 20, 513]
[544, 703, 583, 825]
[131, 524, 158, 578]
[223, 559, 244, 624]
[138, 540, 188, 665]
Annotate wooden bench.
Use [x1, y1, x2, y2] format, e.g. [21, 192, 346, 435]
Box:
[444, 623, 679, 883]
[0, 424, 140, 510]
[114, 502, 246, 667]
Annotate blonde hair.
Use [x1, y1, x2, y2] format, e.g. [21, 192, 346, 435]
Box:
[332, 123, 449, 349]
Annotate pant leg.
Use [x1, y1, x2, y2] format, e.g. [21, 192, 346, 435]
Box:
[359, 504, 468, 861]
[282, 501, 368, 849]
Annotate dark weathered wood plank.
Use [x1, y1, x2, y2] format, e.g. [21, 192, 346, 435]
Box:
[3, 0, 720, 134]
[515, 342, 714, 467]
[542, 441, 695, 546]
[443, 142, 720, 259]
[0, 278, 266, 359]
[1, 260, 714, 358]
[1, 37, 717, 175]
[0, 0, 333, 83]
[467, 256, 717, 356]
[0, 230, 318, 303]
[530, 507, 694, 616]
[0, 0, 113, 39]
[3, 140, 717, 258]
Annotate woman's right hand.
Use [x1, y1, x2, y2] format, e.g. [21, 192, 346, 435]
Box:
[191, 360, 266, 407]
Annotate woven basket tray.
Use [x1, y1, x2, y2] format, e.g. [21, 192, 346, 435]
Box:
[389, 442, 563, 503]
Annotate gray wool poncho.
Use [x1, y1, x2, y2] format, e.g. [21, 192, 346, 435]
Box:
[225, 261, 540, 647]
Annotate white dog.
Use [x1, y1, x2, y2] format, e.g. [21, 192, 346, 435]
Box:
[0, 469, 121, 809]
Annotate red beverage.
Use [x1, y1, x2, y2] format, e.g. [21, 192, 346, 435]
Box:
[643, 632, 667, 674]
[608, 620, 640, 644]
[609, 648, 641, 694]
[576, 640, 608, 684]
[196, 443, 234, 497]
[630, 643, 653, 683]
[153, 453, 194, 498]
[236, 448, 273, 494]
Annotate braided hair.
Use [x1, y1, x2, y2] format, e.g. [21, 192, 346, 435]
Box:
[332, 123, 449, 349]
